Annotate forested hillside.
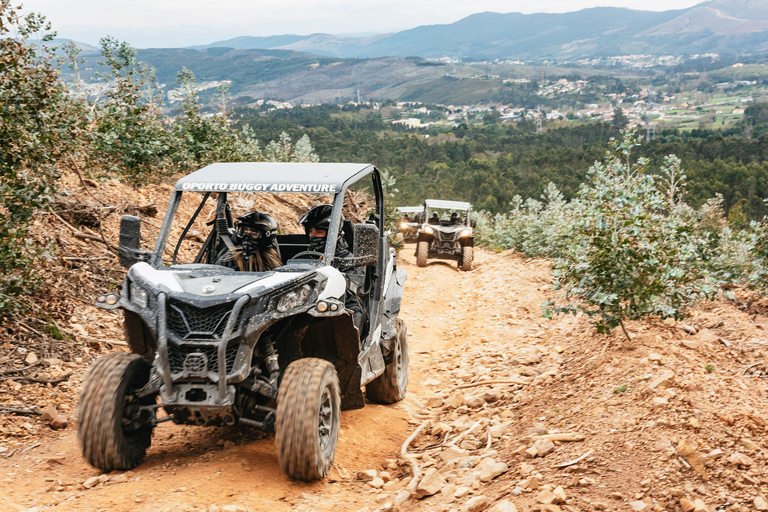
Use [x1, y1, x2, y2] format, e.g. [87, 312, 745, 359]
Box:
[235, 106, 768, 220]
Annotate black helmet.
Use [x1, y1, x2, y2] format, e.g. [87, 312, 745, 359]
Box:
[299, 204, 333, 233]
[236, 211, 278, 248]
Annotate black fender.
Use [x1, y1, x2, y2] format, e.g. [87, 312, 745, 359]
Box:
[296, 313, 365, 410]
[123, 309, 157, 361]
[381, 269, 407, 361]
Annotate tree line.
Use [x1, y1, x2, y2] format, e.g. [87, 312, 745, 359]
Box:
[236, 106, 768, 219]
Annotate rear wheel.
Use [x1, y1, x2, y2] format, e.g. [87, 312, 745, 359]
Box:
[416, 241, 428, 267]
[77, 353, 155, 471]
[367, 319, 409, 404]
[460, 245, 473, 271]
[276, 358, 340, 481]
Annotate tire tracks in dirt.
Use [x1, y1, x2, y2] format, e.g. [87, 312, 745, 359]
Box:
[0, 247, 517, 512]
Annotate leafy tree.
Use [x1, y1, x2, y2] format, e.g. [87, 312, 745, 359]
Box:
[94, 36, 175, 185]
[546, 132, 709, 340]
[612, 107, 628, 128]
[0, 1, 70, 314]
[752, 211, 768, 291]
[173, 69, 317, 167]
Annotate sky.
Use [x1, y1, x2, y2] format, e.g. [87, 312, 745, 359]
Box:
[19, 0, 708, 48]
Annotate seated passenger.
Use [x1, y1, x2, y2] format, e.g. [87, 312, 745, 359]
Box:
[299, 204, 365, 334]
[428, 213, 440, 225]
[215, 211, 282, 272]
[450, 212, 461, 225]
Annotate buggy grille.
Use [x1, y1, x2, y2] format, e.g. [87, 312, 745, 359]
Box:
[167, 342, 240, 375]
[167, 299, 242, 340]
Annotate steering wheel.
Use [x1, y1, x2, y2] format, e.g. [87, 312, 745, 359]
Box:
[289, 251, 324, 261]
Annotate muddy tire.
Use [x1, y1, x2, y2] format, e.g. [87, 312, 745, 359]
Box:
[416, 241, 428, 267]
[77, 353, 155, 472]
[366, 319, 409, 404]
[460, 245, 473, 271]
[276, 358, 340, 481]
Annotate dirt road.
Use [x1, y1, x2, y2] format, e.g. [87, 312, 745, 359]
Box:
[4, 246, 768, 512]
[0, 247, 513, 512]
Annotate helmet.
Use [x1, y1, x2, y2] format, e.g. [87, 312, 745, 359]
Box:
[299, 204, 341, 253]
[236, 211, 278, 249]
[299, 204, 333, 233]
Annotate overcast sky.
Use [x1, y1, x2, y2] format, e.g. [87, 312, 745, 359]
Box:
[20, 0, 706, 48]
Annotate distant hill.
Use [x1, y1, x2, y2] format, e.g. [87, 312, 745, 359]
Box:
[54, 0, 768, 106]
[194, 0, 768, 59]
[129, 48, 489, 103]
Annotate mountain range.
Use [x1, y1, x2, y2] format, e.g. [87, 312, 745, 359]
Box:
[190, 0, 768, 60]
[56, 0, 768, 105]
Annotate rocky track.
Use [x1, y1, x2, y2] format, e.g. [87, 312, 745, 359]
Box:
[1, 247, 768, 512]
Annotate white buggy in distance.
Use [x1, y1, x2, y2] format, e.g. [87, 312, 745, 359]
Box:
[77, 163, 409, 481]
[396, 206, 424, 244]
[415, 199, 475, 271]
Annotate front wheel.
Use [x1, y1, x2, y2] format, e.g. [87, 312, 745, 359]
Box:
[276, 358, 340, 481]
[366, 319, 409, 404]
[77, 353, 156, 471]
[416, 241, 428, 267]
[460, 245, 473, 271]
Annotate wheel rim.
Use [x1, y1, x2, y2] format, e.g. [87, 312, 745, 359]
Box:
[121, 379, 153, 438]
[318, 387, 334, 451]
[395, 335, 408, 391]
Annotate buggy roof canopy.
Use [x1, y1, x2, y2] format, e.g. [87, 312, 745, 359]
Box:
[425, 199, 471, 210]
[396, 206, 424, 213]
[174, 162, 375, 193]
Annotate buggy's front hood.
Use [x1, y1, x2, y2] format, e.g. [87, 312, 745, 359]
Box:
[129, 262, 313, 298]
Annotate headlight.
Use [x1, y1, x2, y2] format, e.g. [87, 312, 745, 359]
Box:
[400, 222, 408, 230]
[423, 225, 433, 234]
[460, 229, 471, 237]
[130, 282, 148, 309]
[276, 284, 313, 313]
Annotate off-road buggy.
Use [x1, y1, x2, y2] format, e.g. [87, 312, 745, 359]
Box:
[415, 199, 474, 271]
[396, 206, 424, 244]
[77, 163, 409, 481]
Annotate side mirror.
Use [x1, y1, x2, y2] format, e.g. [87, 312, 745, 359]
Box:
[118, 215, 150, 268]
[334, 223, 379, 268]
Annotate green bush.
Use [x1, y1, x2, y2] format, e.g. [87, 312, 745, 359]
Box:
[480, 183, 585, 258]
[546, 132, 711, 339]
[751, 212, 768, 291]
[0, 3, 68, 315]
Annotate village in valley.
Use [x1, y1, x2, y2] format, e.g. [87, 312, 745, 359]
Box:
[222, 54, 766, 133]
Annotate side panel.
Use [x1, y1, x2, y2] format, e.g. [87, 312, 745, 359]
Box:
[381, 269, 407, 343]
[299, 314, 365, 410]
[123, 309, 157, 361]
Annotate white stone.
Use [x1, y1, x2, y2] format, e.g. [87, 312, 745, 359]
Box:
[488, 500, 518, 512]
[465, 496, 490, 512]
[83, 477, 100, 489]
[415, 468, 445, 499]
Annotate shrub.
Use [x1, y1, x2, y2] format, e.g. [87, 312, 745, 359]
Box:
[751, 212, 768, 291]
[546, 132, 710, 339]
[478, 183, 584, 258]
[0, 3, 68, 315]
